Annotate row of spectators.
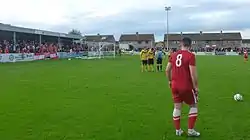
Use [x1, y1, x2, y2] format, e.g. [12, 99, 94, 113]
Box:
[0, 39, 116, 54]
[0, 39, 89, 54]
[1, 39, 248, 54]
[192, 47, 250, 53]
[163, 47, 250, 53]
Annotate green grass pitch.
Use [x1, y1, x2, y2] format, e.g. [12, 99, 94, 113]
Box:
[0, 56, 250, 140]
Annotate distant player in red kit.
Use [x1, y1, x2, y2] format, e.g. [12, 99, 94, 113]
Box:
[166, 37, 200, 137]
[244, 49, 248, 62]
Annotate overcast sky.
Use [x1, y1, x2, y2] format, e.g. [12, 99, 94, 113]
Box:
[0, 0, 250, 41]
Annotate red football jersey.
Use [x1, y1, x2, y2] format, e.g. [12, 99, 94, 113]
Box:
[169, 50, 196, 90]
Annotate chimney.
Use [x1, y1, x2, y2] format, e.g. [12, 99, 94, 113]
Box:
[136, 32, 139, 40]
[97, 33, 100, 36]
[220, 30, 223, 34]
[200, 31, 202, 35]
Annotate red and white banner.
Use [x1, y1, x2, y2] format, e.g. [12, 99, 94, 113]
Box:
[50, 53, 58, 59]
[34, 55, 45, 60]
[44, 53, 50, 58]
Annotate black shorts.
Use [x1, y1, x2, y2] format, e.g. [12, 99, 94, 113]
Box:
[148, 59, 154, 65]
[157, 58, 162, 64]
[142, 60, 147, 65]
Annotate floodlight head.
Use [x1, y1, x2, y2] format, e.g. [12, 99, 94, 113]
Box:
[165, 6, 171, 11]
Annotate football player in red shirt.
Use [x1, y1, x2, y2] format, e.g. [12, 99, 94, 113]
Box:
[244, 49, 248, 62]
[166, 37, 200, 137]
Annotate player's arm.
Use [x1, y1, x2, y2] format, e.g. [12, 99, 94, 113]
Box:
[155, 51, 158, 59]
[166, 55, 172, 81]
[163, 51, 166, 55]
[140, 51, 143, 59]
[166, 62, 172, 80]
[146, 51, 149, 58]
[189, 55, 198, 90]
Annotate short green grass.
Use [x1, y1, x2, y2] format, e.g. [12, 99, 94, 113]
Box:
[0, 56, 250, 140]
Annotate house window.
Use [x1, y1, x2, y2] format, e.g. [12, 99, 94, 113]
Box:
[145, 41, 149, 44]
[175, 41, 179, 44]
[192, 41, 197, 44]
[138, 41, 142, 44]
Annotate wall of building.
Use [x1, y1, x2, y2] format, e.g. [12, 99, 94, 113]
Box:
[86, 41, 115, 48]
[221, 40, 242, 48]
[165, 40, 242, 48]
[165, 41, 179, 48]
[155, 42, 164, 48]
[119, 41, 154, 49]
[242, 43, 250, 48]
[86, 41, 99, 47]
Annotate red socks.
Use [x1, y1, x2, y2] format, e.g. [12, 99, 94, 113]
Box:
[188, 107, 198, 129]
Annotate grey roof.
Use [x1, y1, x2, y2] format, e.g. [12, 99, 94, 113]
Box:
[119, 34, 155, 41]
[242, 39, 250, 43]
[0, 23, 82, 39]
[164, 32, 242, 41]
[84, 34, 115, 42]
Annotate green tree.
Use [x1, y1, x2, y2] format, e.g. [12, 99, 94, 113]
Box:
[68, 29, 82, 36]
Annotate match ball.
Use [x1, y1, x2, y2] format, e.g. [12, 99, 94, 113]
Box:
[68, 58, 71, 60]
[234, 94, 243, 101]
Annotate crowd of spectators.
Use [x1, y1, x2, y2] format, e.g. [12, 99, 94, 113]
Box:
[0, 39, 89, 54]
[166, 47, 249, 54]
[192, 47, 250, 53]
[0, 38, 248, 55]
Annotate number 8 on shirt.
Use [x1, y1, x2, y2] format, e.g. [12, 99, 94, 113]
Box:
[175, 54, 182, 67]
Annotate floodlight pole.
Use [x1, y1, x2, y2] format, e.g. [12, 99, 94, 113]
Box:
[98, 41, 101, 59]
[13, 32, 16, 51]
[165, 6, 171, 51]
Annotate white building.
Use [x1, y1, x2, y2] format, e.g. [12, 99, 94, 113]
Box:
[242, 39, 250, 48]
[84, 34, 115, 46]
[119, 32, 155, 50]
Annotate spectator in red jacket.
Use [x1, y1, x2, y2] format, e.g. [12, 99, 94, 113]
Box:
[5, 47, 9, 53]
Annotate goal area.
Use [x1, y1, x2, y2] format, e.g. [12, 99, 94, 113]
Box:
[85, 42, 116, 59]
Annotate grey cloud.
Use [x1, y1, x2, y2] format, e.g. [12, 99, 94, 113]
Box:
[45, 0, 250, 40]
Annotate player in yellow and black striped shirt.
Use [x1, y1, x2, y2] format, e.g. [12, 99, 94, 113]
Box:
[147, 48, 155, 72]
[140, 48, 148, 72]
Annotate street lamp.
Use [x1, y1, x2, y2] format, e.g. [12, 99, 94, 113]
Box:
[165, 6, 171, 50]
